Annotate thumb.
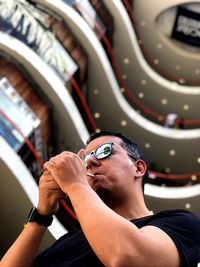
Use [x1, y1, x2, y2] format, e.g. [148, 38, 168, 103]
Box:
[77, 149, 85, 159]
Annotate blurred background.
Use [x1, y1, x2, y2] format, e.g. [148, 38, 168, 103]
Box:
[0, 0, 199, 260]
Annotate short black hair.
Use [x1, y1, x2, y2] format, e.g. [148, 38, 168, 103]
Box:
[87, 130, 148, 192]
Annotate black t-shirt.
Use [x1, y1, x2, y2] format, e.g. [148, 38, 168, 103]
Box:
[34, 210, 200, 267]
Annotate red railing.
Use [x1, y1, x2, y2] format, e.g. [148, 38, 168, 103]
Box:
[66, 70, 97, 131]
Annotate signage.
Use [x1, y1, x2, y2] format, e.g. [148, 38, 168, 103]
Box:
[0, 0, 78, 82]
[171, 6, 200, 47]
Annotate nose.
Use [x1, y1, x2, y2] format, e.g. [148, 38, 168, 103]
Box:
[85, 154, 100, 168]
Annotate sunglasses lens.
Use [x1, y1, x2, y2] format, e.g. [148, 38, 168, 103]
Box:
[83, 143, 113, 162]
[95, 143, 112, 159]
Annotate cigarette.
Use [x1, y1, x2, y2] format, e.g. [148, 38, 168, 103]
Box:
[87, 172, 95, 177]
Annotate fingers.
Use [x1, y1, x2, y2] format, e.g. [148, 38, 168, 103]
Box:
[43, 152, 83, 175]
[77, 149, 85, 159]
[42, 169, 53, 180]
[38, 171, 66, 215]
[43, 153, 68, 170]
[43, 157, 57, 171]
[42, 150, 88, 194]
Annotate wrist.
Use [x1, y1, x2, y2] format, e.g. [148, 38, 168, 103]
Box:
[27, 207, 53, 227]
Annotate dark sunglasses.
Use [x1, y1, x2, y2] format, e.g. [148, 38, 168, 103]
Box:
[83, 142, 137, 163]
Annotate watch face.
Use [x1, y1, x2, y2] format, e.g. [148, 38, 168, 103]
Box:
[28, 207, 53, 226]
[28, 207, 37, 220]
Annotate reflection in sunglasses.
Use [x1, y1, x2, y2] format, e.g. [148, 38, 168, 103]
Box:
[83, 142, 137, 163]
[83, 142, 113, 162]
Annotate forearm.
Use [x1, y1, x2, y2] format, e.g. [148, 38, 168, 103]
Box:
[1, 222, 47, 267]
[68, 184, 140, 267]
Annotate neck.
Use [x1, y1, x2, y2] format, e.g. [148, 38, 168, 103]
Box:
[100, 190, 152, 220]
[112, 200, 152, 220]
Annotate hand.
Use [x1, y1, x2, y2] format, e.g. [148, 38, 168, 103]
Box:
[37, 170, 66, 216]
[43, 151, 88, 195]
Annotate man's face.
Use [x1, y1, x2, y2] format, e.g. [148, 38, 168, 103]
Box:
[83, 135, 137, 200]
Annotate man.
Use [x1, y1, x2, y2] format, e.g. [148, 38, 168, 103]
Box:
[1, 130, 200, 267]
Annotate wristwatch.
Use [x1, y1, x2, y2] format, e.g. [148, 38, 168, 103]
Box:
[27, 207, 53, 227]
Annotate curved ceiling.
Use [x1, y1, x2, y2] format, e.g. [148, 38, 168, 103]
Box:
[0, 32, 89, 152]
[133, 0, 200, 83]
[102, 0, 200, 128]
[0, 1, 199, 253]
[30, 0, 200, 174]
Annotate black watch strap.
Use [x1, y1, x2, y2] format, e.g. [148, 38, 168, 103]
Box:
[27, 207, 53, 227]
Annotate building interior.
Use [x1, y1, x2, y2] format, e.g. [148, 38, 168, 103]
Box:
[0, 0, 200, 263]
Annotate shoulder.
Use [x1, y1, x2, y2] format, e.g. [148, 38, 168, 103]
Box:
[150, 209, 200, 237]
[153, 209, 200, 228]
[155, 209, 199, 220]
[133, 209, 200, 234]
[148, 210, 200, 267]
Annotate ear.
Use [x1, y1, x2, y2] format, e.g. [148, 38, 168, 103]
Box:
[135, 160, 146, 178]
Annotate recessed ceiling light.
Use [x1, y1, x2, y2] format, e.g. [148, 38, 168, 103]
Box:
[185, 203, 191, 209]
[124, 58, 130, 64]
[121, 120, 127, 126]
[138, 92, 144, 98]
[191, 175, 197, 181]
[93, 89, 99, 94]
[157, 43, 162, 49]
[195, 69, 200, 74]
[183, 104, 189, 111]
[197, 157, 200, 164]
[145, 142, 151, 148]
[94, 112, 100, 118]
[95, 128, 101, 133]
[153, 59, 159, 65]
[161, 99, 168, 105]
[122, 74, 127, 80]
[169, 150, 176, 156]
[141, 80, 146, 85]
[175, 65, 181, 70]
